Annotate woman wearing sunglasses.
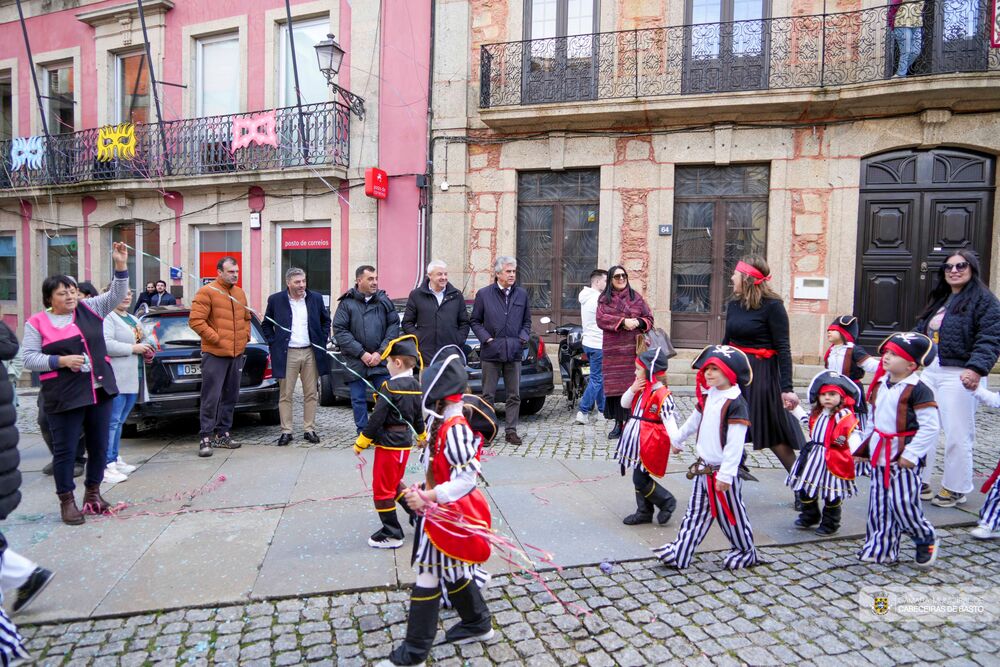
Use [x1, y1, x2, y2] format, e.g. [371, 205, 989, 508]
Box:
[596, 266, 654, 439]
[914, 250, 1000, 508]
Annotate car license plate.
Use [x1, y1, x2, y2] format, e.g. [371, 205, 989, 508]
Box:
[178, 364, 201, 377]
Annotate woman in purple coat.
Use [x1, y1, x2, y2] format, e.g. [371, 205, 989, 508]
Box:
[596, 265, 653, 439]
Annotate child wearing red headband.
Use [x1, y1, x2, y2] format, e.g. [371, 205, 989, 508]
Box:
[654, 345, 758, 570]
[614, 347, 679, 526]
[786, 371, 862, 535]
[855, 332, 941, 567]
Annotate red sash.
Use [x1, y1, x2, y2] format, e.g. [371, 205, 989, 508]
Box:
[707, 473, 736, 525]
[981, 459, 1000, 494]
[731, 345, 776, 359]
[871, 428, 916, 489]
[424, 416, 492, 564]
[638, 385, 672, 478]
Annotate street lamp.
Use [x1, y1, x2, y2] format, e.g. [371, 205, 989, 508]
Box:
[315, 33, 366, 119]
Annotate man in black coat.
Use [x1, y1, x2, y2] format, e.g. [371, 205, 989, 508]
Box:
[0, 321, 54, 616]
[402, 260, 470, 366]
[262, 268, 332, 446]
[333, 265, 399, 432]
[470, 256, 532, 445]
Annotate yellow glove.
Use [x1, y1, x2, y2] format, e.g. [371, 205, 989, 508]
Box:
[354, 433, 374, 455]
[416, 431, 429, 446]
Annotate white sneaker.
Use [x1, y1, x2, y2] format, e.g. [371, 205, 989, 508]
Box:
[102, 466, 127, 485]
[115, 457, 137, 474]
[574, 411, 589, 425]
[970, 524, 1000, 540]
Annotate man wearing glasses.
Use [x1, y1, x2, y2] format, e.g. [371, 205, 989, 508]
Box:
[471, 256, 532, 445]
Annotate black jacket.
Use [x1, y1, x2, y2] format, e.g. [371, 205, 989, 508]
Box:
[470, 282, 532, 363]
[333, 288, 400, 378]
[361, 373, 425, 448]
[0, 322, 21, 521]
[262, 289, 332, 378]
[913, 288, 1000, 376]
[401, 279, 470, 365]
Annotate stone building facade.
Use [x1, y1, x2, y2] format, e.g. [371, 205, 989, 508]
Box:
[429, 0, 1000, 360]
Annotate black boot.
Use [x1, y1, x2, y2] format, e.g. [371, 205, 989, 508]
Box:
[444, 579, 494, 644]
[815, 499, 842, 536]
[384, 586, 441, 666]
[623, 491, 654, 525]
[369, 509, 405, 549]
[646, 482, 677, 525]
[608, 420, 623, 440]
[794, 494, 821, 529]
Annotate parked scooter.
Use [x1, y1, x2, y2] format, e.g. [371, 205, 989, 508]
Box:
[540, 316, 589, 410]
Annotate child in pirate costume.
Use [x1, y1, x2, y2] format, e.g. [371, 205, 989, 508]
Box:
[615, 346, 679, 526]
[377, 350, 494, 667]
[786, 371, 862, 536]
[653, 345, 758, 570]
[968, 384, 1000, 540]
[824, 315, 881, 480]
[354, 335, 427, 549]
[855, 332, 941, 567]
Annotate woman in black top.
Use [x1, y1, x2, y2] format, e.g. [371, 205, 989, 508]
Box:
[722, 255, 804, 473]
[913, 250, 1000, 508]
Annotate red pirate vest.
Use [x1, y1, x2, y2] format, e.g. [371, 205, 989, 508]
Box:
[424, 415, 492, 564]
[810, 408, 859, 481]
[636, 384, 673, 478]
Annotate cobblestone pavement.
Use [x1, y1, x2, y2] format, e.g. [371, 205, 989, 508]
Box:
[16, 387, 1000, 475]
[18, 530, 1000, 666]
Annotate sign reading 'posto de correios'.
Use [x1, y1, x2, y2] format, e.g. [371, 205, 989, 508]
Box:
[282, 227, 332, 250]
[365, 167, 388, 199]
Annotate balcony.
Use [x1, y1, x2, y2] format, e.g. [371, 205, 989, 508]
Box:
[478, 1, 1000, 130]
[0, 100, 350, 192]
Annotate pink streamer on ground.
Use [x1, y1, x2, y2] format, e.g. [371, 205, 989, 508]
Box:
[529, 474, 614, 506]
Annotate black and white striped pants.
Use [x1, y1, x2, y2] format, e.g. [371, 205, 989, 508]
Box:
[859, 464, 936, 563]
[652, 475, 757, 570]
[980, 477, 1000, 531]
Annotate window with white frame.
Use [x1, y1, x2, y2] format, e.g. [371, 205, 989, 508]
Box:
[196, 34, 240, 117]
[115, 51, 151, 124]
[41, 62, 74, 135]
[0, 72, 12, 141]
[0, 234, 15, 301]
[279, 17, 330, 106]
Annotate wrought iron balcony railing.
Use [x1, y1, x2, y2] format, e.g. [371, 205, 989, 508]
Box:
[480, 0, 1000, 108]
[0, 100, 350, 190]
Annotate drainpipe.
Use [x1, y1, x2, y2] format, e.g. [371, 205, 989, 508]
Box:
[422, 0, 437, 286]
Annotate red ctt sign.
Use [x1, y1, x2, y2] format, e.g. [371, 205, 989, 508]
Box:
[365, 167, 388, 199]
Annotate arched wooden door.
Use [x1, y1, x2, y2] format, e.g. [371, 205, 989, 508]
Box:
[855, 148, 995, 347]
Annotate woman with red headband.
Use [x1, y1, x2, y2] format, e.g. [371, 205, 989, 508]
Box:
[786, 371, 862, 536]
[597, 265, 654, 440]
[722, 255, 805, 479]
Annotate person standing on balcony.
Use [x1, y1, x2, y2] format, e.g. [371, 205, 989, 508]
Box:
[333, 265, 399, 433]
[189, 257, 251, 458]
[471, 256, 532, 446]
[889, 0, 924, 77]
[262, 268, 332, 446]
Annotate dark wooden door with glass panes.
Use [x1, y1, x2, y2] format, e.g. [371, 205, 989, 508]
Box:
[670, 165, 769, 347]
[854, 148, 994, 348]
[517, 170, 600, 331]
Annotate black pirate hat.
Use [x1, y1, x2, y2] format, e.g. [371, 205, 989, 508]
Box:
[808, 370, 861, 407]
[421, 345, 468, 415]
[827, 315, 859, 344]
[381, 334, 423, 371]
[877, 332, 936, 368]
[691, 345, 753, 387]
[638, 346, 672, 381]
[463, 394, 498, 445]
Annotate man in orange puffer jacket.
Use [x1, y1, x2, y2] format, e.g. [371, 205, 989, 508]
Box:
[189, 256, 251, 457]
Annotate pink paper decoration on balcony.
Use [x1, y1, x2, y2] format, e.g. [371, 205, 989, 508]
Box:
[231, 111, 278, 151]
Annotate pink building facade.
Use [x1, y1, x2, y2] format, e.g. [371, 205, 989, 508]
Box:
[0, 0, 431, 331]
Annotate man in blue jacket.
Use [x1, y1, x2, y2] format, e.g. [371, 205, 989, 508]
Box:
[333, 265, 399, 432]
[471, 256, 532, 445]
[262, 268, 332, 445]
